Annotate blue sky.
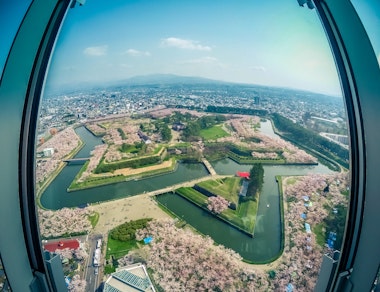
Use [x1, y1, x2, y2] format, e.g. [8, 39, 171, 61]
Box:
[43, 0, 379, 96]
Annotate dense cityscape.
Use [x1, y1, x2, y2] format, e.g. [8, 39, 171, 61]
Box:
[39, 76, 347, 138]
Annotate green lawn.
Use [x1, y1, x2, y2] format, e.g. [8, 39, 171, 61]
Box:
[175, 187, 208, 207]
[88, 212, 99, 228]
[237, 199, 258, 231]
[200, 125, 229, 140]
[176, 177, 259, 234]
[106, 236, 138, 260]
[197, 177, 242, 205]
[313, 223, 326, 247]
[172, 142, 191, 148]
[68, 157, 177, 191]
[286, 177, 299, 185]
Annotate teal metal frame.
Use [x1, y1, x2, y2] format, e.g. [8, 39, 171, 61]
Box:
[0, 0, 379, 291]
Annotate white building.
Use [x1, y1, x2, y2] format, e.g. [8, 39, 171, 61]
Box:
[43, 147, 54, 157]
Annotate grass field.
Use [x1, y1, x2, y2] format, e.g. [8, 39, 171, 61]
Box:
[219, 198, 258, 232]
[197, 177, 242, 205]
[175, 187, 208, 207]
[88, 212, 99, 228]
[106, 236, 138, 260]
[200, 125, 229, 140]
[176, 176, 259, 234]
[313, 222, 326, 247]
[68, 157, 177, 191]
[237, 199, 257, 231]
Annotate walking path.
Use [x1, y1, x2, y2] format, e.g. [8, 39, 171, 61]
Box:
[201, 158, 217, 176]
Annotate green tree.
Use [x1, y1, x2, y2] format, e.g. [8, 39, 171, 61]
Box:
[247, 164, 264, 199]
[110, 218, 152, 242]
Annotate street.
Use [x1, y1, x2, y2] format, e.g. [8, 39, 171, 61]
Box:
[84, 234, 103, 292]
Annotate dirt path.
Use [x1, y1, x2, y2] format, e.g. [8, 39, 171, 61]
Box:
[113, 159, 173, 176]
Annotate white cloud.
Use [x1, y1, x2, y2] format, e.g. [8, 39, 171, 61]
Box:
[124, 49, 151, 57]
[161, 37, 211, 51]
[182, 56, 218, 64]
[250, 65, 267, 72]
[83, 45, 108, 56]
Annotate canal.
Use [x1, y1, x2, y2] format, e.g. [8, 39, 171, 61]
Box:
[39, 127, 209, 210]
[40, 122, 333, 262]
[155, 120, 332, 262]
[157, 159, 331, 262]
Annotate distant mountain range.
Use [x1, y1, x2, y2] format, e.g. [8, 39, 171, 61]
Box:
[112, 74, 227, 86]
[45, 74, 342, 99]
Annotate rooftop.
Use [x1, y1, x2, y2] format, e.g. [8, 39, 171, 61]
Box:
[104, 264, 155, 292]
[43, 239, 80, 252]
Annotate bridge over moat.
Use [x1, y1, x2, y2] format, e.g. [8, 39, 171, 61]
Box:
[63, 157, 90, 163]
[140, 174, 233, 197]
[201, 158, 217, 176]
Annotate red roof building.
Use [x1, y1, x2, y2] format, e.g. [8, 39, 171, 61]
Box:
[236, 171, 250, 179]
[43, 239, 80, 252]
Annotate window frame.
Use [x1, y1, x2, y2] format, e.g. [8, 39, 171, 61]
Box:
[313, 0, 380, 291]
[0, 0, 71, 291]
[0, 0, 379, 291]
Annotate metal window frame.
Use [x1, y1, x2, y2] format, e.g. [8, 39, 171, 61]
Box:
[313, 0, 380, 291]
[0, 0, 379, 291]
[0, 0, 71, 291]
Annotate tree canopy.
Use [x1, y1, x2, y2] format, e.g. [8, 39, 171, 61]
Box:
[182, 115, 226, 141]
[247, 163, 264, 199]
[110, 218, 152, 242]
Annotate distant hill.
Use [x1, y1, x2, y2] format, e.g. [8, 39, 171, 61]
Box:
[113, 74, 226, 86]
[45, 74, 342, 100]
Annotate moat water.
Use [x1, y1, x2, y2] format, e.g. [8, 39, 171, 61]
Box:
[40, 122, 332, 262]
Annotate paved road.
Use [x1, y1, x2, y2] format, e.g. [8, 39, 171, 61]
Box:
[142, 174, 233, 197]
[84, 234, 102, 292]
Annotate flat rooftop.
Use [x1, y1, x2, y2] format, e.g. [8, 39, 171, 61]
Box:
[104, 263, 155, 292]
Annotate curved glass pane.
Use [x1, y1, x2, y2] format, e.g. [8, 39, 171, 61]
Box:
[37, 1, 350, 291]
[351, 0, 380, 67]
[0, 0, 32, 77]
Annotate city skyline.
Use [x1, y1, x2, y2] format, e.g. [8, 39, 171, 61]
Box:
[44, 0, 351, 96]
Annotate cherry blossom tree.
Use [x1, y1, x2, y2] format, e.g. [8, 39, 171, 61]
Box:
[38, 207, 93, 238]
[54, 248, 73, 260]
[132, 219, 269, 291]
[267, 172, 349, 290]
[36, 127, 81, 189]
[68, 274, 86, 292]
[54, 246, 88, 263]
[207, 196, 230, 214]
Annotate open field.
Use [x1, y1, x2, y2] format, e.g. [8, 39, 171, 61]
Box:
[175, 176, 258, 234]
[199, 124, 229, 140]
[106, 237, 138, 260]
[114, 158, 173, 176]
[197, 177, 242, 205]
[91, 194, 168, 235]
[175, 187, 208, 207]
[68, 158, 176, 191]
